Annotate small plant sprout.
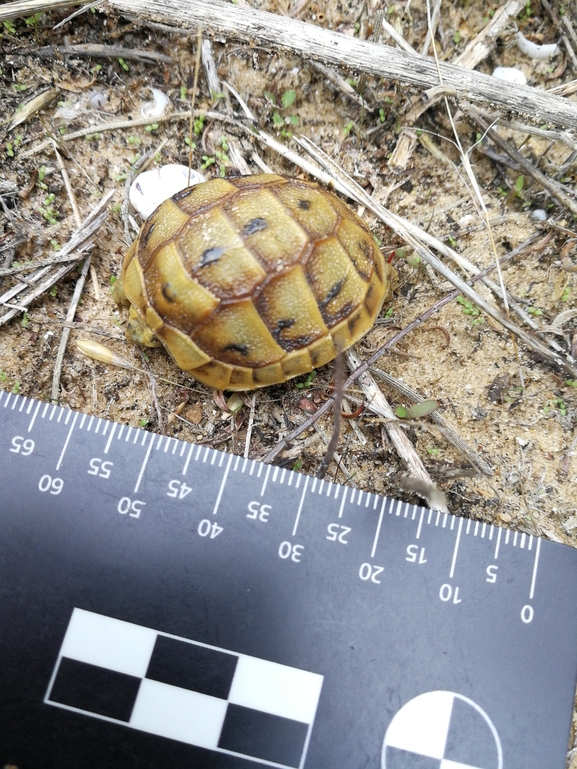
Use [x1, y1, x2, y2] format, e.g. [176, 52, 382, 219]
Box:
[543, 398, 567, 417]
[343, 121, 354, 137]
[561, 285, 572, 302]
[395, 400, 439, 419]
[118, 57, 129, 72]
[3, 19, 17, 34]
[456, 295, 483, 325]
[295, 370, 317, 389]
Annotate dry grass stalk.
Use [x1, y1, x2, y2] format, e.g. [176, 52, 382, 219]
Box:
[94, 0, 577, 130]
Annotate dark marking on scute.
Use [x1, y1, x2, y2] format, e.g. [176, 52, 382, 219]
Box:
[275, 318, 296, 333]
[200, 246, 226, 266]
[172, 187, 195, 202]
[298, 199, 311, 210]
[310, 345, 326, 366]
[374, 259, 382, 281]
[276, 333, 316, 353]
[358, 240, 371, 257]
[319, 278, 345, 309]
[142, 221, 156, 247]
[348, 314, 362, 335]
[224, 343, 249, 356]
[243, 218, 268, 236]
[161, 282, 176, 303]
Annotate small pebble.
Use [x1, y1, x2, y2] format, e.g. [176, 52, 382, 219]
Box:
[492, 66, 527, 85]
[531, 209, 547, 221]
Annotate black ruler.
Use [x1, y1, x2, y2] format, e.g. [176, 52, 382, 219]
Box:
[1, 390, 577, 769]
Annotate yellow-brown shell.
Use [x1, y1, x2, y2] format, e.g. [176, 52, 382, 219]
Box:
[118, 173, 396, 390]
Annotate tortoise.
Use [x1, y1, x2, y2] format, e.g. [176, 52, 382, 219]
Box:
[114, 173, 397, 391]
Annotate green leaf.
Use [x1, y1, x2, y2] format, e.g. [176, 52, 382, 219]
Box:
[281, 89, 296, 109]
[406, 400, 439, 419]
[395, 406, 408, 419]
[515, 175, 525, 194]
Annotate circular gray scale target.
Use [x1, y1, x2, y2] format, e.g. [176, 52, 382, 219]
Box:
[382, 691, 503, 769]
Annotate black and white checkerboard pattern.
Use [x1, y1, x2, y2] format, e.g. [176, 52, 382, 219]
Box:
[45, 609, 323, 768]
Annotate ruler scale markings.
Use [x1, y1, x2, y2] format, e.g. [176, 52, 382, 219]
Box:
[57, 408, 65, 422]
[19, 397, 26, 412]
[489, 525, 494, 540]
[370, 498, 386, 558]
[179, 442, 185, 456]
[495, 527, 502, 559]
[25, 399, 33, 414]
[182, 444, 194, 476]
[337, 486, 348, 518]
[482, 522, 486, 538]
[529, 537, 541, 600]
[280, 468, 286, 485]
[133, 433, 156, 494]
[295, 473, 302, 488]
[103, 423, 117, 454]
[124, 427, 132, 443]
[241, 457, 248, 473]
[79, 414, 87, 429]
[249, 460, 256, 475]
[134, 431, 140, 444]
[56, 412, 79, 471]
[203, 447, 210, 463]
[212, 454, 233, 515]
[334, 486, 340, 500]
[373, 495, 379, 509]
[28, 401, 41, 432]
[326, 482, 332, 497]
[357, 491, 363, 506]
[64, 410, 72, 425]
[194, 445, 202, 461]
[311, 478, 318, 494]
[528, 535, 533, 551]
[292, 475, 309, 537]
[12, 396, 19, 410]
[416, 508, 425, 539]
[288, 472, 294, 486]
[218, 453, 225, 467]
[257, 463, 264, 478]
[450, 516, 456, 530]
[449, 516, 464, 579]
[234, 455, 240, 472]
[520, 533, 526, 549]
[48, 405, 57, 421]
[211, 450, 219, 465]
[94, 418, 102, 434]
[403, 504, 408, 517]
[427, 509, 433, 524]
[260, 464, 271, 496]
[435, 510, 441, 527]
[514, 531, 518, 547]
[0, 391, 8, 407]
[102, 422, 109, 436]
[442, 513, 448, 528]
[505, 530, 511, 545]
[41, 402, 50, 419]
[116, 425, 125, 441]
[411, 506, 417, 520]
[273, 467, 279, 484]
[350, 488, 356, 504]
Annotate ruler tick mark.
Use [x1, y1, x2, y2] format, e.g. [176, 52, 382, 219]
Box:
[117, 425, 124, 442]
[373, 496, 379, 510]
[371, 498, 386, 558]
[495, 528, 502, 559]
[19, 398, 26, 413]
[520, 533, 526, 549]
[318, 479, 324, 495]
[513, 531, 518, 547]
[334, 486, 339, 500]
[257, 464, 263, 478]
[41, 403, 50, 420]
[241, 457, 248, 473]
[25, 399, 33, 415]
[202, 447, 210, 463]
[210, 451, 218, 466]
[103, 423, 117, 455]
[427, 509, 433, 524]
[234, 456, 240, 472]
[326, 482, 331, 497]
[94, 418, 102, 435]
[466, 519, 471, 534]
[449, 517, 463, 579]
[489, 525, 494, 540]
[12, 396, 19, 410]
[79, 414, 87, 429]
[529, 538, 541, 600]
[218, 453, 225, 468]
[134, 433, 156, 493]
[474, 521, 479, 536]
[57, 408, 65, 423]
[56, 411, 78, 471]
[28, 401, 41, 433]
[64, 410, 72, 426]
[49, 405, 57, 421]
[365, 494, 370, 508]
[249, 460, 256, 476]
[416, 508, 424, 540]
[182, 444, 194, 476]
[179, 443, 185, 457]
[450, 516, 456, 530]
[442, 513, 448, 528]
[212, 454, 233, 515]
[411, 506, 417, 521]
[435, 511, 441, 527]
[357, 491, 363, 506]
[288, 472, 294, 487]
[292, 475, 309, 536]
[280, 468, 286, 485]
[195, 445, 202, 461]
[338, 486, 348, 519]
[102, 423, 109, 436]
[295, 474, 302, 489]
[311, 478, 318, 494]
[260, 465, 271, 496]
[273, 467, 279, 485]
[481, 522, 486, 538]
[528, 535, 533, 551]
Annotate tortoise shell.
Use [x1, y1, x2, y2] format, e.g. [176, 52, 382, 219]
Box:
[118, 173, 396, 390]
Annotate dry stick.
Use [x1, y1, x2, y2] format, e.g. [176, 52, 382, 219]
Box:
[188, 29, 202, 186]
[468, 109, 577, 217]
[18, 43, 173, 63]
[51, 146, 89, 403]
[389, 0, 524, 167]
[345, 347, 448, 512]
[317, 352, 343, 480]
[261, 232, 546, 466]
[102, 0, 577, 130]
[367, 367, 493, 478]
[0, 0, 88, 20]
[0, 193, 112, 326]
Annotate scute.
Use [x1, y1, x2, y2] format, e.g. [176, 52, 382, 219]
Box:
[118, 174, 396, 390]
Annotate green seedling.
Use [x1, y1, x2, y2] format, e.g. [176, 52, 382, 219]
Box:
[11, 382, 21, 395]
[561, 285, 572, 302]
[543, 398, 567, 416]
[3, 20, 17, 34]
[118, 57, 129, 72]
[145, 123, 158, 132]
[395, 400, 439, 419]
[565, 379, 577, 387]
[427, 447, 440, 457]
[292, 460, 304, 472]
[526, 306, 543, 316]
[295, 370, 317, 389]
[21, 313, 29, 328]
[6, 143, 14, 158]
[0, 372, 7, 381]
[139, 419, 149, 427]
[343, 121, 354, 137]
